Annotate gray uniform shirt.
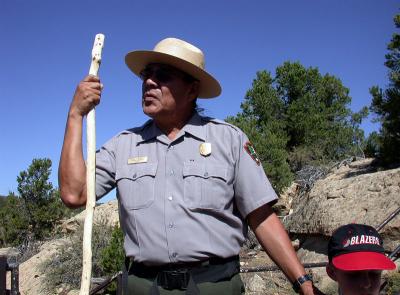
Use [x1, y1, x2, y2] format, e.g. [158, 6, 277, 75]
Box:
[95, 112, 277, 265]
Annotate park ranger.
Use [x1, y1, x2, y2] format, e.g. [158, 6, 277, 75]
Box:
[59, 37, 322, 294]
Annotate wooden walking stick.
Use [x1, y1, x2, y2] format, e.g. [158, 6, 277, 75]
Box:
[80, 33, 105, 295]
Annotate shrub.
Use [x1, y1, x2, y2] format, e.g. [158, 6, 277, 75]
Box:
[100, 225, 125, 293]
[385, 271, 400, 295]
[0, 159, 75, 248]
[41, 219, 118, 292]
[100, 225, 125, 275]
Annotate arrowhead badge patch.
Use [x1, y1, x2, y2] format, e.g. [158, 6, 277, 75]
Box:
[244, 141, 261, 166]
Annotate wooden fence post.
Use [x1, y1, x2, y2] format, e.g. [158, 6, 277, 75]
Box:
[0, 256, 6, 295]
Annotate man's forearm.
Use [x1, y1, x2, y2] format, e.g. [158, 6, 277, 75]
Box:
[248, 204, 316, 294]
[59, 112, 87, 207]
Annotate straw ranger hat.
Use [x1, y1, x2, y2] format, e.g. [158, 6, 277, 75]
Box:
[125, 38, 221, 98]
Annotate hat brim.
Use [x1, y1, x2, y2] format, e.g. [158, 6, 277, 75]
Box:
[125, 50, 221, 98]
[332, 252, 396, 271]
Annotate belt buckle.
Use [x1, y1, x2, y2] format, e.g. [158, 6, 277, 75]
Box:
[158, 269, 190, 290]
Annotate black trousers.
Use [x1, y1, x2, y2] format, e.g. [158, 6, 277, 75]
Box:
[126, 273, 245, 295]
[124, 256, 244, 295]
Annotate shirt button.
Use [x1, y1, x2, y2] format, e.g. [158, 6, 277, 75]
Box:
[172, 252, 177, 258]
[132, 173, 137, 178]
[170, 170, 174, 176]
[168, 196, 173, 201]
[204, 172, 209, 177]
[168, 222, 174, 228]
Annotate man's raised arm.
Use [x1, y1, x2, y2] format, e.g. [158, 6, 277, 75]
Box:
[58, 75, 103, 208]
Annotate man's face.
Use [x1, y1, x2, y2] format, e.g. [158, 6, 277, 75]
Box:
[327, 264, 382, 295]
[140, 63, 198, 121]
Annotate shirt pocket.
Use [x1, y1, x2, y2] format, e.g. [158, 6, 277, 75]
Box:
[115, 163, 158, 210]
[183, 162, 233, 210]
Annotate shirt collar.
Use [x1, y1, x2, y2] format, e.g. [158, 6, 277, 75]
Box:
[182, 111, 206, 141]
[137, 120, 162, 143]
[137, 111, 206, 144]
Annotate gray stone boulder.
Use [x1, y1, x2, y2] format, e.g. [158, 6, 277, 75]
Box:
[284, 159, 400, 252]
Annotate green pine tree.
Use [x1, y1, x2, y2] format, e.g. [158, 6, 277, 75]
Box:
[370, 14, 400, 166]
[227, 62, 367, 192]
[17, 158, 68, 240]
[227, 70, 292, 192]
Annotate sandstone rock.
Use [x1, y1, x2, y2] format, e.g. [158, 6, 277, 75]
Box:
[4, 200, 119, 295]
[6, 238, 68, 294]
[292, 239, 300, 250]
[284, 161, 400, 251]
[247, 250, 257, 257]
[296, 244, 330, 291]
[273, 182, 300, 216]
[59, 201, 119, 234]
[246, 274, 266, 292]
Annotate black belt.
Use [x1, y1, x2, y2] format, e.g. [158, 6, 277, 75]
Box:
[127, 256, 240, 295]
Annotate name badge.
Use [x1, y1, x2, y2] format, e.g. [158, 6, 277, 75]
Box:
[128, 156, 148, 164]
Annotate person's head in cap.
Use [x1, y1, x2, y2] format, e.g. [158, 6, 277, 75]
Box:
[326, 223, 396, 295]
[125, 38, 221, 133]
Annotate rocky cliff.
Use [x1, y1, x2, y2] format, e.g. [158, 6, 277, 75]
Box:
[281, 158, 400, 293]
[284, 159, 400, 251]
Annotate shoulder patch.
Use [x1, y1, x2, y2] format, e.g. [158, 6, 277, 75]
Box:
[244, 141, 261, 166]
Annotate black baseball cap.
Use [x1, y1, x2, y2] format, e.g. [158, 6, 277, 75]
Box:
[328, 223, 396, 271]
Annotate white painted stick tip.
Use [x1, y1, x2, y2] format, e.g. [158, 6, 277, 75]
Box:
[92, 34, 105, 62]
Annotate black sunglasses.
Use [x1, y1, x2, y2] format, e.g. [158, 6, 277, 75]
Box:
[139, 64, 197, 83]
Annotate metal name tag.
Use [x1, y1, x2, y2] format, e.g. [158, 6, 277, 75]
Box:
[128, 156, 148, 164]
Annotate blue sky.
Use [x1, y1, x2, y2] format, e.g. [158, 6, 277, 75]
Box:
[0, 1, 398, 201]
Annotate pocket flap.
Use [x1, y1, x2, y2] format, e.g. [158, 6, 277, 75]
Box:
[183, 164, 205, 178]
[183, 163, 227, 181]
[206, 165, 227, 181]
[116, 163, 158, 181]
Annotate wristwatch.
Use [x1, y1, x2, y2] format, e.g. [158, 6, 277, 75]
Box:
[292, 274, 313, 293]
